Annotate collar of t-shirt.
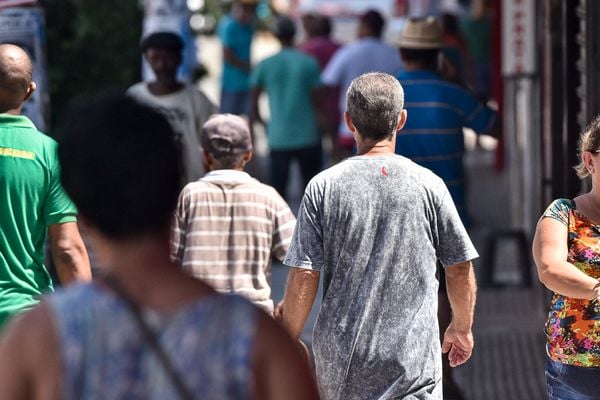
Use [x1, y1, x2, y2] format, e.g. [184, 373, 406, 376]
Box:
[0, 113, 37, 130]
[202, 169, 253, 183]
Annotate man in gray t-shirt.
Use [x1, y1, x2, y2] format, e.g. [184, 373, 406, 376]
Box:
[279, 72, 478, 399]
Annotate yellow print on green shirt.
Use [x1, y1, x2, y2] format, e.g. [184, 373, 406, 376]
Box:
[0, 147, 35, 160]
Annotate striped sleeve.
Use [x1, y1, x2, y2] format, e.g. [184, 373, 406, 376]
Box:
[170, 188, 190, 265]
[271, 196, 296, 261]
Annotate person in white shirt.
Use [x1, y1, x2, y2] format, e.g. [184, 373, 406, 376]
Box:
[128, 32, 218, 183]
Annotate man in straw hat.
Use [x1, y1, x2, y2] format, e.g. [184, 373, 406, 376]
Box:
[395, 16, 498, 399]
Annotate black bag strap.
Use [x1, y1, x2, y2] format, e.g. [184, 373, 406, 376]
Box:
[102, 275, 195, 400]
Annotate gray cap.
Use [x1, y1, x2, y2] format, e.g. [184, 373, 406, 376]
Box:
[201, 114, 253, 156]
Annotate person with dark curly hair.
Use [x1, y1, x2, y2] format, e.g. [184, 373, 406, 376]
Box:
[0, 93, 318, 400]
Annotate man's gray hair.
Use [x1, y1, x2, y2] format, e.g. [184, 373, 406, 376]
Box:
[346, 72, 404, 140]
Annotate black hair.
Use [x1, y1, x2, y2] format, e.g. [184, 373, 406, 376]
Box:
[441, 13, 460, 35]
[360, 10, 385, 38]
[316, 15, 332, 37]
[58, 92, 182, 239]
[400, 48, 439, 69]
[141, 32, 184, 53]
[274, 16, 296, 41]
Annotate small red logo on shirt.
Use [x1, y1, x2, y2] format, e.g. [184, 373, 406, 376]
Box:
[381, 166, 388, 176]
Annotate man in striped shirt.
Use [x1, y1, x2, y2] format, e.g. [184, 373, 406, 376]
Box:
[395, 18, 498, 400]
[171, 114, 296, 314]
[395, 17, 498, 227]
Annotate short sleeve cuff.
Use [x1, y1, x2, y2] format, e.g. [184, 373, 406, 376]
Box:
[283, 257, 322, 271]
[46, 214, 77, 226]
[440, 248, 479, 268]
[540, 198, 572, 227]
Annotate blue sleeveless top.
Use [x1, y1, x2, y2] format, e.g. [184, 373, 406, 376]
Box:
[46, 283, 257, 399]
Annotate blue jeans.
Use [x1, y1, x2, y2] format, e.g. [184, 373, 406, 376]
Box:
[546, 356, 600, 399]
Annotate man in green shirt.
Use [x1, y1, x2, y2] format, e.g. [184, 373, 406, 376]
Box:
[250, 16, 323, 199]
[0, 44, 91, 328]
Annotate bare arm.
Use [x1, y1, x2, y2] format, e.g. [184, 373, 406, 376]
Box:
[48, 222, 92, 284]
[252, 312, 319, 400]
[280, 267, 320, 340]
[533, 217, 600, 299]
[0, 303, 60, 400]
[223, 47, 250, 73]
[249, 86, 263, 125]
[442, 260, 476, 367]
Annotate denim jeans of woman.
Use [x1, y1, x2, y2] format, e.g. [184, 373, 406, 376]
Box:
[546, 356, 600, 399]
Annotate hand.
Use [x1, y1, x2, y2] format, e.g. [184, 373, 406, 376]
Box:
[273, 300, 284, 321]
[593, 279, 600, 300]
[442, 321, 473, 367]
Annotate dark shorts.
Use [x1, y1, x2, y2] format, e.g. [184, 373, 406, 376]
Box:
[546, 355, 600, 400]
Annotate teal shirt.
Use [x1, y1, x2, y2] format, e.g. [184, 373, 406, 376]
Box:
[250, 48, 321, 150]
[0, 114, 77, 328]
[218, 15, 253, 92]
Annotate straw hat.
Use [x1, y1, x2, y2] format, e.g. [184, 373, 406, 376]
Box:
[397, 16, 443, 49]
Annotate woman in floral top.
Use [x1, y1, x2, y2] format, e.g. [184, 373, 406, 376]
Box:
[533, 115, 600, 400]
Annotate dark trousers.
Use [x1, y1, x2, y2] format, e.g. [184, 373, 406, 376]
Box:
[270, 144, 322, 199]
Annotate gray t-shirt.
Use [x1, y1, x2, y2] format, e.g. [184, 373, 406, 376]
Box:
[284, 155, 478, 400]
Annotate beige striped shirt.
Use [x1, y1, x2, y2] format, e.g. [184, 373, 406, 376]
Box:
[171, 170, 296, 313]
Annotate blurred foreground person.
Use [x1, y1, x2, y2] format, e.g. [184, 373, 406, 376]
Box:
[533, 116, 600, 400]
[128, 31, 217, 183]
[0, 44, 90, 330]
[171, 114, 296, 314]
[280, 73, 477, 399]
[0, 94, 318, 400]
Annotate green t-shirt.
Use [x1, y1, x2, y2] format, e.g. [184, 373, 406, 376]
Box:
[250, 48, 321, 150]
[0, 114, 77, 328]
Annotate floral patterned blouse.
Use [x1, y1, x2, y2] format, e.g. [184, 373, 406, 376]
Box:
[542, 198, 600, 367]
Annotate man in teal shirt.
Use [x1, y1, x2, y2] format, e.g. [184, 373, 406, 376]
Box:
[250, 16, 323, 198]
[218, 0, 257, 115]
[0, 44, 91, 328]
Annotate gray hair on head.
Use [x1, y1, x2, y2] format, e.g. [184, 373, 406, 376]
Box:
[346, 72, 404, 141]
